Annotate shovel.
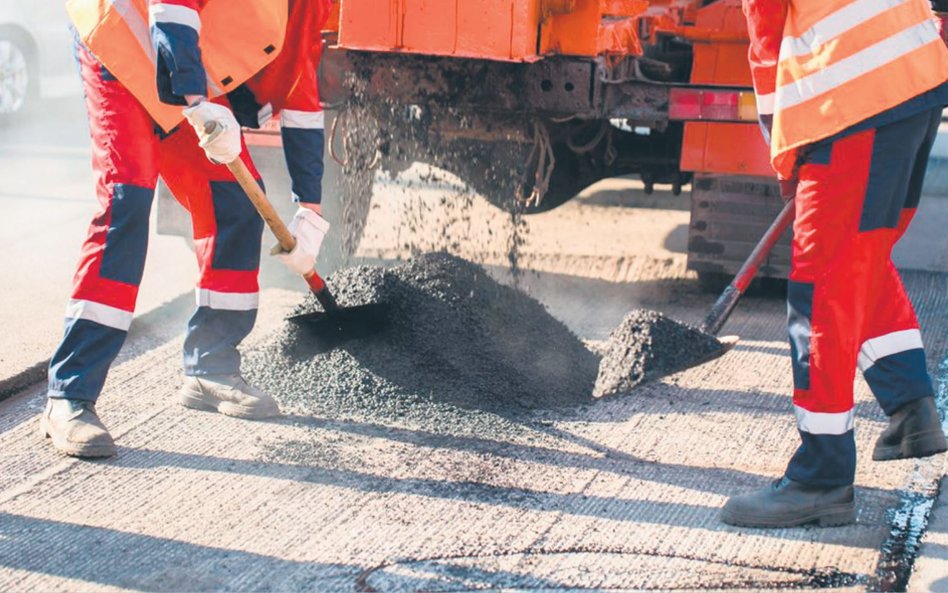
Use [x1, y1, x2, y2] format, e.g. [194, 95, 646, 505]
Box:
[700, 198, 795, 336]
[668, 198, 796, 368]
[593, 197, 794, 398]
[673, 198, 795, 371]
[670, 197, 796, 370]
[222, 145, 389, 351]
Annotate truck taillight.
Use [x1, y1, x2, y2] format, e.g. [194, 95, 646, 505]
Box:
[669, 88, 758, 122]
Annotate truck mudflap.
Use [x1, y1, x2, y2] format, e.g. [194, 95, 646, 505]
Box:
[687, 174, 790, 283]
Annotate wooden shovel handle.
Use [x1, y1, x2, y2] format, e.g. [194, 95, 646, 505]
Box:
[225, 157, 297, 253]
[203, 121, 331, 298]
[223, 157, 328, 295]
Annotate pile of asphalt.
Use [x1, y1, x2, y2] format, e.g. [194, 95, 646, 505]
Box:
[247, 255, 724, 429]
[245, 253, 600, 426]
[593, 310, 723, 398]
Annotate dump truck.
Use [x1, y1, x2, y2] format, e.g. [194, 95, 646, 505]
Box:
[158, 0, 788, 286]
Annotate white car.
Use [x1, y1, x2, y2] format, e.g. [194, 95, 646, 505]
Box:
[0, 2, 77, 119]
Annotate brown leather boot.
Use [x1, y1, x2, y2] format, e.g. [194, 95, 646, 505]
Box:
[178, 374, 281, 419]
[873, 397, 947, 461]
[40, 398, 116, 458]
[721, 477, 855, 528]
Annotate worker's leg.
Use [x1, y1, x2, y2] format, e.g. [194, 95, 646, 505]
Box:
[158, 119, 263, 375]
[859, 108, 946, 460]
[43, 42, 158, 457]
[782, 128, 895, 489]
[158, 116, 279, 419]
[722, 126, 898, 527]
[722, 109, 945, 528]
[48, 43, 158, 402]
[786, 109, 944, 481]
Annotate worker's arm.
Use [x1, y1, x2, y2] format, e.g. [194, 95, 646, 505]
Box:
[280, 99, 325, 215]
[149, 0, 208, 106]
[934, 0, 948, 45]
[149, 1, 241, 165]
[273, 91, 331, 274]
[272, 2, 332, 275]
[273, 99, 331, 274]
[279, 0, 332, 215]
[741, 0, 788, 147]
[272, 59, 329, 277]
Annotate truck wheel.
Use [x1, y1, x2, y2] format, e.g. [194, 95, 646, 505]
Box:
[466, 140, 598, 215]
[696, 271, 731, 294]
[687, 174, 790, 288]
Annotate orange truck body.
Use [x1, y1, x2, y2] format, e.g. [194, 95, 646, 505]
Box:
[157, 1, 787, 282]
[326, 0, 773, 178]
[334, 0, 668, 61]
[281, 0, 790, 279]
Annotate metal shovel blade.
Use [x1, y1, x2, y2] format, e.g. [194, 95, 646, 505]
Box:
[652, 334, 741, 380]
[287, 303, 390, 353]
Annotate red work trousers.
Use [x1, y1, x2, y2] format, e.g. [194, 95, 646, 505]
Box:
[785, 107, 940, 487]
[48, 42, 265, 401]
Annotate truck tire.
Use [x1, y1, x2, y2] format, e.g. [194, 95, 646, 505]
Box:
[316, 110, 372, 271]
[696, 270, 731, 294]
[481, 145, 597, 215]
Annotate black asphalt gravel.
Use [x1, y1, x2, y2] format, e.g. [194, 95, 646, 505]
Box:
[593, 309, 724, 398]
[245, 253, 600, 427]
[247, 254, 726, 427]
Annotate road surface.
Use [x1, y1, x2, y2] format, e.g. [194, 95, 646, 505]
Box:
[0, 93, 947, 591]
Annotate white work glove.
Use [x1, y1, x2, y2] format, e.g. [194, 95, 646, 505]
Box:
[274, 208, 331, 275]
[183, 100, 242, 165]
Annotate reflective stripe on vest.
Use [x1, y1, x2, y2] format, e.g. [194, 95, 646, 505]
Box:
[67, 0, 288, 132]
[769, 0, 948, 178]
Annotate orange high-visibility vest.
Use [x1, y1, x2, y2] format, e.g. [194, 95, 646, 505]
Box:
[66, 0, 288, 132]
[769, 0, 948, 178]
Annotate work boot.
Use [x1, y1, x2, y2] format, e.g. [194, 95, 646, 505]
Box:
[872, 397, 947, 461]
[178, 374, 280, 419]
[40, 398, 117, 458]
[720, 477, 855, 528]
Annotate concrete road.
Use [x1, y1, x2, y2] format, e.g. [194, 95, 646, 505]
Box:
[1, 120, 948, 591]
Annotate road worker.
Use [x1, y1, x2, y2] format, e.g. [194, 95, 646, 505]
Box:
[722, 0, 948, 527]
[41, 0, 333, 458]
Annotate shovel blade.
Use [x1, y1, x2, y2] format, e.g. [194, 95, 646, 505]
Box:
[649, 334, 740, 382]
[287, 303, 390, 353]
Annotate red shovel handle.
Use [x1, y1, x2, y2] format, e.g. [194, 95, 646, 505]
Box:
[701, 198, 795, 335]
